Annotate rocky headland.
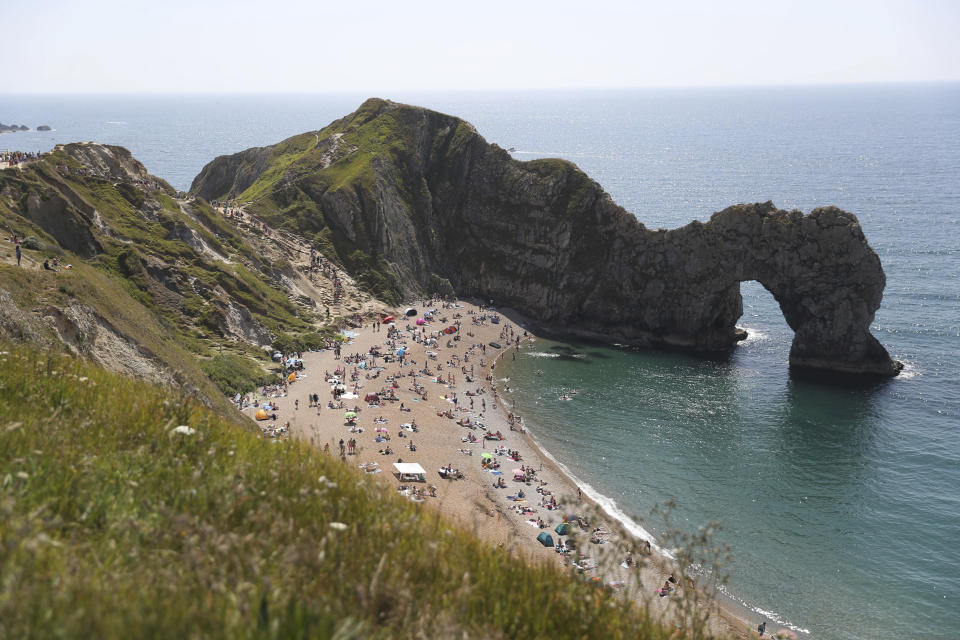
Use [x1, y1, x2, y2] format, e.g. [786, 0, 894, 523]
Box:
[192, 98, 901, 376]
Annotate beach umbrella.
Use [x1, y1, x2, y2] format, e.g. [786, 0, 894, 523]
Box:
[396, 347, 406, 356]
[480, 452, 493, 459]
[255, 409, 269, 420]
[404, 307, 417, 317]
[287, 372, 297, 382]
[344, 411, 357, 419]
[382, 315, 395, 323]
[416, 318, 426, 325]
[555, 522, 571, 535]
[536, 532, 554, 547]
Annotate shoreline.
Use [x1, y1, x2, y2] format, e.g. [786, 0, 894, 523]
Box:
[244, 300, 760, 639]
[488, 340, 764, 639]
[491, 339, 790, 639]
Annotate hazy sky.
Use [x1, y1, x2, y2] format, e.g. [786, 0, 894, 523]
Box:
[4, 0, 959, 92]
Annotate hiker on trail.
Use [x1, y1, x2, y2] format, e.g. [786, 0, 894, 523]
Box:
[16, 244, 21, 266]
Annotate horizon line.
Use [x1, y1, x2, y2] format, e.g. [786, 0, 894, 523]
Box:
[3, 79, 960, 96]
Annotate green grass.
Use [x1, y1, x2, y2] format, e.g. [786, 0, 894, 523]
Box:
[0, 345, 686, 639]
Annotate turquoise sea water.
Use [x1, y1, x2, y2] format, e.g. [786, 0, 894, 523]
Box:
[3, 86, 958, 639]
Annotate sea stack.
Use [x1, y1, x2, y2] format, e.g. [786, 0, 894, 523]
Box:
[192, 98, 901, 377]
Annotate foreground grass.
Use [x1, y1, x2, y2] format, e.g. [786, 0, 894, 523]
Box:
[0, 345, 683, 639]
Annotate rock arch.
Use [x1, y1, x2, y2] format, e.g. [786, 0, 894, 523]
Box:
[189, 99, 901, 377]
[674, 203, 901, 375]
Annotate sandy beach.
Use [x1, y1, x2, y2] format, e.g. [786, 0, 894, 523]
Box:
[243, 299, 755, 638]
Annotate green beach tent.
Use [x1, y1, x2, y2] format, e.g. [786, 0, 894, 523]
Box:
[554, 522, 571, 535]
[536, 532, 554, 547]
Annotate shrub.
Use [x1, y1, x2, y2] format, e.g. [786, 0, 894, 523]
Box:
[200, 353, 273, 396]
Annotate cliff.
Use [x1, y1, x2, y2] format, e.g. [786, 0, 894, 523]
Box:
[192, 98, 901, 376]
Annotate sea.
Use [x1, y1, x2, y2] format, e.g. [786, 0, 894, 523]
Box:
[3, 85, 958, 640]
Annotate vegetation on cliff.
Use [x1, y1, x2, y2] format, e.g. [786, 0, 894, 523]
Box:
[0, 345, 683, 639]
[0, 144, 346, 409]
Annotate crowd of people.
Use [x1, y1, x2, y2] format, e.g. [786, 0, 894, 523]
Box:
[1, 150, 40, 167]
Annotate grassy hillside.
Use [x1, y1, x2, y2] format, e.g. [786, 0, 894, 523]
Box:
[0, 344, 682, 639]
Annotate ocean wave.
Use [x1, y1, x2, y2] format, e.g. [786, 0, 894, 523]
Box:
[525, 351, 561, 358]
[520, 424, 663, 550]
[897, 359, 920, 379]
[738, 325, 770, 343]
[105, 121, 127, 125]
[717, 585, 811, 635]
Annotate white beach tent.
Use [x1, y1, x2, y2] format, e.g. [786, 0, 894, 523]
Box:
[393, 462, 427, 482]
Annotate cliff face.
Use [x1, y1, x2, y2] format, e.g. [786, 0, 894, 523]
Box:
[191, 98, 900, 376]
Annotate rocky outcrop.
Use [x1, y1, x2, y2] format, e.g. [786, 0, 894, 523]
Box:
[190, 145, 274, 202]
[23, 189, 102, 258]
[37, 125, 51, 131]
[59, 142, 173, 191]
[191, 98, 900, 376]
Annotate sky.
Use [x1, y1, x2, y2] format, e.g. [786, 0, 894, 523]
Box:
[3, 0, 959, 92]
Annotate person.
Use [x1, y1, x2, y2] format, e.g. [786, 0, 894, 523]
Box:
[757, 621, 766, 637]
[43, 259, 54, 271]
[15, 244, 21, 266]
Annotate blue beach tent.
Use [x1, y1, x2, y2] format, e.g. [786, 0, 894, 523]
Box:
[536, 532, 554, 547]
